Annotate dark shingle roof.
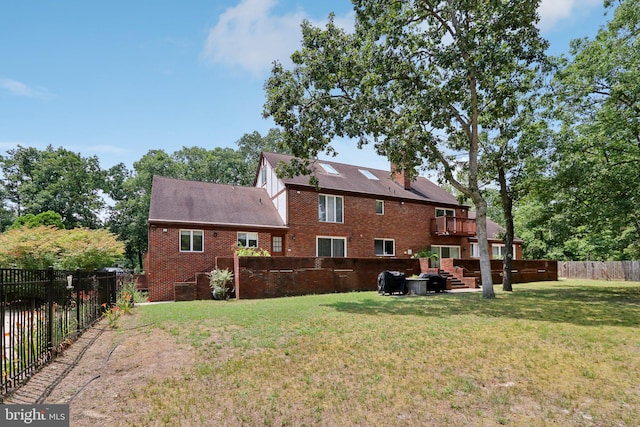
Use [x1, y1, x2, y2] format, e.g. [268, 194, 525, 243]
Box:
[261, 152, 461, 207]
[468, 211, 523, 242]
[148, 176, 286, 228]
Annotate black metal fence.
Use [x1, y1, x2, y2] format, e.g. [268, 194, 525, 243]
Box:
[1, 267, 117, 398]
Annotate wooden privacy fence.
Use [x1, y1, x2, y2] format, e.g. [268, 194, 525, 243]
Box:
[1, 268, 118, 399]
[558, 261, 640, 282]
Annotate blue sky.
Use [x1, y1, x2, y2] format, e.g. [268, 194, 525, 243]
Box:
[1, 0, 610, 173]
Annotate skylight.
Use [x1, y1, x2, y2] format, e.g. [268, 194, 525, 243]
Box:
[319, 163, 339, 175]
[359, 169, 379, 180]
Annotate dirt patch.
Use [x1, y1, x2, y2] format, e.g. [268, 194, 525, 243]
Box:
[4, 310, 195, 426]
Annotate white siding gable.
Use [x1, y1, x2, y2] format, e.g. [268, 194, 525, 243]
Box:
[256, 157, 287, 224]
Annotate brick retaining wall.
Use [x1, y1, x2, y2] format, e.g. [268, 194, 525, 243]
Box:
[440, 259, 558, 284]
[232, 256, 420, 299]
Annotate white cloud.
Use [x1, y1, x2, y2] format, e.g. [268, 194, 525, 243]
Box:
[202, 0, 354, 76]
[537, 0, 602, 32]
[0, 78, 53, 99]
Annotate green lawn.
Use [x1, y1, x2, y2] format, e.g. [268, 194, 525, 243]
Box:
[129, 279, 640, 426]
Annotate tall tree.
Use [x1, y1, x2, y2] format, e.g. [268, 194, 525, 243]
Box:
[0, 145, 106, 228]
[264, 0, 548, 297]
[173, 146, 253, 185]
[539, 0, 640, 260]
[106, 150, 177, 269]
[107, 134, 289, 270]
[482, 89, 552, 289]
[236, 128, 287, 166]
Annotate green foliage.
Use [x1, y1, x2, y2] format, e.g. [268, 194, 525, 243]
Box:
[133, 281, 640, 426]
[207, 268, 234, 300]
[103, 304, 120, 328]
[236, 128, 289, 167]
[105, 130, 288, 270]
[411, 249, 439, 260]
[521, 0, 640, 260]
[119, 280, 148, 303]
[10, 211, 64, 230]
[234, 245, 271, 257]
[0, 145, 107, 229]
[0, 225, 125, 270]
[264, 1, 549, 295]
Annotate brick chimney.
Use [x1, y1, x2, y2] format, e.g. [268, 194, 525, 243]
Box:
[391, 163, 412, 190]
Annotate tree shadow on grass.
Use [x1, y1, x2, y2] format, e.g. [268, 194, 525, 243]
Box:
[323, 284, 640, 328]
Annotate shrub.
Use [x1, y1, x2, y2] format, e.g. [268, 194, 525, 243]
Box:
[234, 244, 271, 257]
[207, 269, 234, 300]
[0, 225, 125, 270]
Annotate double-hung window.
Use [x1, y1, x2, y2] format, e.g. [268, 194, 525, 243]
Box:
[374, 239, 395, 256]
[180, 230, 203, 252]
[238, 232, 258, 248]
[317, 237, 346, 257]
[319, 194, 344, 223]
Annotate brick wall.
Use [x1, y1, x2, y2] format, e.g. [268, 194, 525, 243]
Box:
[441, 258, 558, 284]
[147, 225, 276, 301]
[234, 256, 420, 299]
[146, 186, 520, 301]
[284, 187, 470, 258]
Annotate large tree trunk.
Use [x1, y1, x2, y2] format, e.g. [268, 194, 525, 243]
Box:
[473, 198, 495, 298]
[466, 69, 494, 298]
[498, 166, 514, 292]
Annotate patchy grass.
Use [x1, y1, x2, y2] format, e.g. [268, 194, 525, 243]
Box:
[128, 280, 640, 426]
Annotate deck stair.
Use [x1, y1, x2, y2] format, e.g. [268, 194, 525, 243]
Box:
[437, 269, 468, 289]
[422, 263, 480, 289]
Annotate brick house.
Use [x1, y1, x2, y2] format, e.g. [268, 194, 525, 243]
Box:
[146, 152, 522, 301]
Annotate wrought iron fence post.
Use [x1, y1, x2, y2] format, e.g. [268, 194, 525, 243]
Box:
[75, 268, 81, 332]
[110, 271, 117, 304]
[0, 269, 5, 394]
[47, 266, 54, 355]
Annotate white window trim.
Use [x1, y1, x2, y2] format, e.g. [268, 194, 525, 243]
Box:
[180, 229, 204, 252]
[316, 236, 347, 257]
[435, 208, 455, 217]
[431, 245, 461, 259]
[319, 194, 344, 223]
[237, 232, 259, 248]
[374, 238, 395, 256]
[470, 242, 480, 258]
[375, 200, 384, 215]
[491, 243, 517, 259]
[260, 167, 267, 186]
[272, 236, 283, 253]
[319, 163, 339, 174]
[359, 169, 379, 180]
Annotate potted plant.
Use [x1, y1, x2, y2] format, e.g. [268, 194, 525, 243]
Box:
[412, 249, 438, 262]
[207, 268, 234, 300]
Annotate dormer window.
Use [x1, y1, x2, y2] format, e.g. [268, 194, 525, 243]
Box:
[319, 163, 339, 175]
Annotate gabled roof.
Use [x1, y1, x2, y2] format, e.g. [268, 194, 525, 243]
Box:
[468, 211, 523, 243]
[261, 152, 463, 208]
[148, 176, 286, 229]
